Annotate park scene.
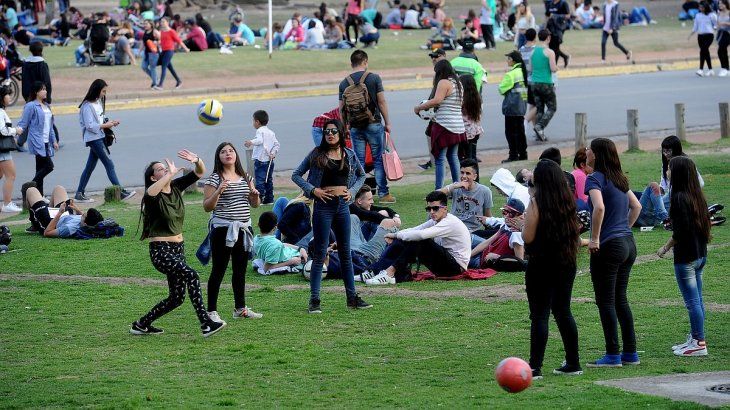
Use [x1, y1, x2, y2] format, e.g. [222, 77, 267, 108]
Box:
[0, 0, 728, 406]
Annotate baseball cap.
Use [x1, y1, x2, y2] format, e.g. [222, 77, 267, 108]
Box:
[428, 48, 446, 58]
[462, 37, 475, 51]
[503, 198, 525, 214]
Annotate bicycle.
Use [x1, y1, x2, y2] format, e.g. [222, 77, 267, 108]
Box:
[1, 66, 22, 107]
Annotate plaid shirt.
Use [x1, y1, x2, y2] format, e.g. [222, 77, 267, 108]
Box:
[312, 108, 341, 128]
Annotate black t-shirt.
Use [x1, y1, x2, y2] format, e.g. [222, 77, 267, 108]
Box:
[199, 20, 213, 34]
[671, 196, 708, 264]
[338, 70, 385, 124]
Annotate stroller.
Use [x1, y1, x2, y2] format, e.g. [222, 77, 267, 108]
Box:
[86, 22, 114, 66]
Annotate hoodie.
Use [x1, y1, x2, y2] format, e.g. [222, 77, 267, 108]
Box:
[489, 168, 530, 209]
[21, 56, 52, 104]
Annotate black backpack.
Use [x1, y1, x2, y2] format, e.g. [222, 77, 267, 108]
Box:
[0, 225, 11, 246]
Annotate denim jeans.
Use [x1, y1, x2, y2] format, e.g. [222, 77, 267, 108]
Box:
[350, 122, 389, 197]
[675, 257, 706, 341]
[142, 52, 159, 87]
[74, 47, 87, 64]
[635, 185, 669, 226]
[434, 144, 460, 190]
[311, 126, 323, 146]
[272, 196, 289, 239]
[590, 235, 637, 355]
[254, 159, 274, 203]
[158, 50, 181, 87]
[76, 138, 121, 194]
[629, 7, 651, 24]
[469, 234, 486, 268]
[350, 214, 393, 263]
[310, 196, 357, 300]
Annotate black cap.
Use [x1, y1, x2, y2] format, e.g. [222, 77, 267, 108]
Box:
[505, 50, 522, 62]
[428, 48, 446, 58]
[185, 18, 194, 25]
[462, 37, 475, 51]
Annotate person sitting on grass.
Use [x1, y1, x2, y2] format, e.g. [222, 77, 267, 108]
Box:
[357, 16, 380, 47]
[349, 184, 400, 241]
[469, 197, 526, 271]
[254, 211, 309, 274]
[23, 183, 104, 238]
[438, 158, 494, 237]
[362, 190, 471, 285]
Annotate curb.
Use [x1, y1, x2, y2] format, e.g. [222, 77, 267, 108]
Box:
[6, 58, 700, 117]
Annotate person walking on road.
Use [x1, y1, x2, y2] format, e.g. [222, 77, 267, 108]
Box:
[75, 79, 135, 202]
[18, 81, 57, 197]
[339, 50, 396, 203]
[717, 0, 729, 77]
[158, 17, 189, 89]
[141, 20, 161, 89]
[0, 85, 22, 213]
[530, 30, 558, 142]
[601, 0, 633, 64]
[689, 1, 718, 77]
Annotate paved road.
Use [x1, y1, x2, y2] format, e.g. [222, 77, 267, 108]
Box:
[9, 69, 728, 198]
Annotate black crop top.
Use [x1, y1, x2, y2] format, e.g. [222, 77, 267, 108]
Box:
[320, 158, 349, 187]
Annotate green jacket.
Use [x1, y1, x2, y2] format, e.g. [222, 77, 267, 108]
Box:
[498, 63, 526, 99]
[450, 56, 487, 92]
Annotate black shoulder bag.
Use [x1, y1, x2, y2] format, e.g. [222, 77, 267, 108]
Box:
[100, 97, 116, 154]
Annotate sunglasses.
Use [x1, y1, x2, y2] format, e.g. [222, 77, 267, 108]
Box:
[425, 205, 446, 212]
[502, 209, 518, 217]
[324, 128, 339, 135]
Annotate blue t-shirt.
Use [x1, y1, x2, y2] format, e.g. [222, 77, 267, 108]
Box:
[238, 23, 255, 45]
[57, 214, 82, 238]
[585, 171, 632, 243]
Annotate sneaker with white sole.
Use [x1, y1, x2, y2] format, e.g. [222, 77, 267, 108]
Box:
[695, 69, 705, 77]
[360, 270, 377, 281]
[365, 270, 396, 285]
[121, 190, 137, 201]
[201, 321, 226, 338]
[233, 307, 263, 319]
[1, 202, 22, 213]
[130, 321, 164, 335]
[719, 69, 729, 77]
[553, 361, 583, 375]
[705, 69, 715, 77]
[674, 338, 708, 356]
[207, 311, 226, 324]
[672, 333, 692, 351]
[74, 192, 94, 203]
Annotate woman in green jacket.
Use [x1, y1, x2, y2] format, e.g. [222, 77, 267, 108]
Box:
[499, 51, 529, 163]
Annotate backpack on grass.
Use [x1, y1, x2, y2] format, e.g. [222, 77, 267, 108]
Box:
[341, 71, 376, 129]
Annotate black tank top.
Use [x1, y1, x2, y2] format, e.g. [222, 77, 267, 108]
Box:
[142, 30, 157, 53]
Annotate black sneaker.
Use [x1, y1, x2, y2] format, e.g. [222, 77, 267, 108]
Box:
[418, 160, 432, 170]
[347, 294, 372, 309]
[308, 298, 322, 314]
[201, 321, 226, 338]
[121, 190, 137, 201]
[74, 192, 94, 203]
[532, 369, 543, 380]
[25, 225, 39, 234]
[501, 157, 517, 164]
[130, 321, 164, 335]
[553, 362, 584, 375]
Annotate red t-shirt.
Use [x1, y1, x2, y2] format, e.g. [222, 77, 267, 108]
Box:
[481, 229, 515, 264]
[160, 29, 183, 51]
[187, 26, 208, 51]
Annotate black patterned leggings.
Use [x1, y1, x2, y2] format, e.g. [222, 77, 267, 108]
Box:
[138, 241, 211, 327]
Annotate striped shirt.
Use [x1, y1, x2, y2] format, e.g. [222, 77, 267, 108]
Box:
[434, 79, 466, 134]
[205, 172, 253, 222]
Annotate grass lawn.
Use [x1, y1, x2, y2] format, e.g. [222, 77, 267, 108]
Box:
[1, 140, 728, 407]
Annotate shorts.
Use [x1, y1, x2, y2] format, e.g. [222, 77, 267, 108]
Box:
[29, 200, 65, 230]
[527, 84, 535, 106]
[0, 151, 11, 161]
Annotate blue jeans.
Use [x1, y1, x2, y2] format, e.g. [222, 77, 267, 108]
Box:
[360, 32, 380, 45]
[311, 126, 323, 146]
[434, 144, 460, 189]
[469, 234, 486, 268]
[254, 159, 274, 203]
[76, 138, 122, 194]
[142, 52, 159, 87]
[272, 196, 289, 239]
[75, 47, 87, 64]
[310, 197, 357, 300]
[516, 33, 526, 49]
[678, 9, 698, 21]
[674, 257, 706, 341]
[635, 185, 669, 226]
[350, 122, 389, 197]
[629, 7, 651, 24]
[158, 50, 181, 87]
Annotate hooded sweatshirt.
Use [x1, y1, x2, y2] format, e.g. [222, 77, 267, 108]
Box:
[489, 168, 530, 208]
[21, 56, 52, 104]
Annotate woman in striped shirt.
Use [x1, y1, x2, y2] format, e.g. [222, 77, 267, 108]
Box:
[414, 59, 466, 189]
[203, 142, 261, 323]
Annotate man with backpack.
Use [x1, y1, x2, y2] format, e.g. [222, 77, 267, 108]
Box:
[339, 50, 396, 204]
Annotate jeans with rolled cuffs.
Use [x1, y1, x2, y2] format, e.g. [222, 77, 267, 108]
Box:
[674, 257, 706, 341]
[350, 122, 389, 197]
[309, 196, 357, 301]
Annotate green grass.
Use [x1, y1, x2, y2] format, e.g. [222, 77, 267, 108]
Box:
[1, 143, 728, 407]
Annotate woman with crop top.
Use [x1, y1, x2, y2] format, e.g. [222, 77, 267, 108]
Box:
[158, 17, 189, 90]
[202, 142, 261, 323]
[292, 119, 371, 314]
[131, 149, 225, 338]
[414, 59, 466, 190]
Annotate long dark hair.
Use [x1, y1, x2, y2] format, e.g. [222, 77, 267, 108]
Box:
[0, 85, 11, 109]
[661, 135, 684, 184]
[311, 119, 347, 170]
[79, 79, 107, 108]
[532, 159, 580, 263]
[590, 138, 629, 192]
[138, 161, 162, 239]
[213, 142, 247, 180]
[431, 59, 461, 101]
[669, 156, 710, 243]
[29, 81, 46, 102]
[459, 74, 481, 122]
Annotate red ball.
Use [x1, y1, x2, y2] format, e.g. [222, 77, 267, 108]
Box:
[495, 357, 532, 393]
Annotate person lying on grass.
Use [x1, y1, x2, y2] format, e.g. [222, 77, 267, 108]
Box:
[254, 211, 309, 274]
[23, 183, 104, 238]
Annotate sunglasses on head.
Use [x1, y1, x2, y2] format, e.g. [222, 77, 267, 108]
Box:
[425, 205, 446, 212]
[324, 128, 339, 135]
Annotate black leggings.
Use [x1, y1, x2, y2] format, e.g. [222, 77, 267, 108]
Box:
[34, 152, 54, 196]
[549, 36, 569, 65]
[719, 31, 729, 70]
[601, 30, 629, 60]
[138, 242, 211, 327]
[208, 227, 248, 311]
[526, 257, 579, 371]
[345, 14, 359, 42]
[698, 33, 714, 70]
[505, 115, 527, 160]
[590, 235, 637, 355]
[480, 24, 495, 49]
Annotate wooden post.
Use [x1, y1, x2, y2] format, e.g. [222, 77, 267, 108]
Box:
[575, 113, 587, 151]
[674, 103, 686, 142]
[627, 109, 639, 151]
[720, 102, 730, 139]
[245, 148, 255, 177]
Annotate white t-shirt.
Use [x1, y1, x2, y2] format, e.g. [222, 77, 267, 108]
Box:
[403, 9, 420, 28]
[396, 213, 472, 269]
[41, 104, 52, 143]
[603, 2, 613, 31]
[91, 101, 104, 124]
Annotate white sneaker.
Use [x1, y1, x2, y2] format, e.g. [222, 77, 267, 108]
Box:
[365, 270, 396, 285]
[672, 333, 692, 351]
[233, 307, 263, 319]
[1, 202, 21, 213]
[360, 270, 377, 281]
[719, 69, 729, 77]
[695, 69, 705, 77]
[705, 69, 715, 77]
[674, 338, 708, 356]
[207, 311, 226, 324]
